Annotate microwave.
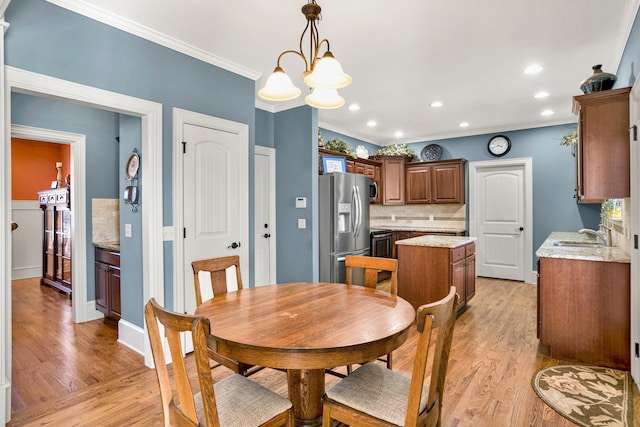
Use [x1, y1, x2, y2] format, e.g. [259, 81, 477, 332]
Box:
[369, 181, 379, 203]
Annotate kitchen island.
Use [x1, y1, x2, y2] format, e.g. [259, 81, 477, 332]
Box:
[396, 235, 476, 312]
[536, 232, 630, 370]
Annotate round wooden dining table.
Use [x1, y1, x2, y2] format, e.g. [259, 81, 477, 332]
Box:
[195, 282, 416, 426]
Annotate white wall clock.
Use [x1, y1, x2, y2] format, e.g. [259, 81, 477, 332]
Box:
[488, 135, 511, 157]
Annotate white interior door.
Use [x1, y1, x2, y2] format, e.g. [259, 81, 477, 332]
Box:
[470, 158, 533, 282]
[254, 146, 276, 286]
[182, 121, 248, 316]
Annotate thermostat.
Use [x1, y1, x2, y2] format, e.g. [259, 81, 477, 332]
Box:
[295, 197, 307, 208]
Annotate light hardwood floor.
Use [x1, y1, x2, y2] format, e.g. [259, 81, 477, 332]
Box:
[9, 276, 640, 426]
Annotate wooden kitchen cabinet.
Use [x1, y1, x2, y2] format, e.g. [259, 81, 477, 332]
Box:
[572, 87, 631, 203]
[397, 240, 475, 313]
[95, 247, 121, 321]
[538, 256, 629, 370]
[377, 155, 409, 205]
[405, 159, 466, 204]
[38, 188, 71, 296]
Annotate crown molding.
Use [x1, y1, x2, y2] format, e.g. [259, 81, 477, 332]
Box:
[46, 0, 261, 80]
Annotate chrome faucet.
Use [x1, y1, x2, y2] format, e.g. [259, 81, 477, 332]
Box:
[578, 228, 612, 246]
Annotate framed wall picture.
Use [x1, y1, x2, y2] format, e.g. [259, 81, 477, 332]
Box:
[322, 156, 346, 173]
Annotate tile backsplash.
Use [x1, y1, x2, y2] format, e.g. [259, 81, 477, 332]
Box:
[370, 204, 466, 231]
[602, 197, 630, 255]
[92, 198, 119, 243]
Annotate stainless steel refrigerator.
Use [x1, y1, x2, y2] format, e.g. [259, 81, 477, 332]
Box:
[319, 172, 372, 283]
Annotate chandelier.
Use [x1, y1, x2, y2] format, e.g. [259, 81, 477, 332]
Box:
[258, 1, 351, 109]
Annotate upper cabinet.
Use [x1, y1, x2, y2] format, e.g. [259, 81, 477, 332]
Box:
[319, 148, 466, 206]
[572, 87, 631, 203]
[406, 159, 466, 204]
[377, 155, 409, 205]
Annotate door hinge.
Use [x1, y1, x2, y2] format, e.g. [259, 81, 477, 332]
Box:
[635, 342, 639, 358]
[183, 227, 186, 239]
[182, 140, 187, 154]
[631, 125, 638, 141]
[634, 234, 638, 250]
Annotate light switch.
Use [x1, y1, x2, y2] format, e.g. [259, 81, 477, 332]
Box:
[125, 223, 132, 237]
[298, 218, 306, 229]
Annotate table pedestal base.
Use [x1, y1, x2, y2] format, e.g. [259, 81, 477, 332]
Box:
[287, 369, 324, 426]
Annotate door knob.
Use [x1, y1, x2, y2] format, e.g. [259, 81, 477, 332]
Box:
[228, 242, 241, 249]
[262, 233, 271, 238]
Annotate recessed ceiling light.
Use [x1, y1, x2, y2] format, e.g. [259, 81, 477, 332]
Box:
[524, 64, 543, 74]
[534, 91, 550, 98]
[541, 109, 554, 116]
[348, 104, 360, 111]
[367, 120, 377, 127]
[394, 130, 404, 138]
[430, 101, 443, 108]
[459, 122, 469, 128]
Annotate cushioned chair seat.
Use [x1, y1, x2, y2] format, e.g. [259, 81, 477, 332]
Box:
[192, 374, 292, 427]
[325, 363, 429, 426]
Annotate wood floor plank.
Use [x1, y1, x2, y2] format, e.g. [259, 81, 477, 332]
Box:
[9, 276, 640, 426]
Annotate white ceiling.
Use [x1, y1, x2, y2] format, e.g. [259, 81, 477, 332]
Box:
[52, 0, 638, 146]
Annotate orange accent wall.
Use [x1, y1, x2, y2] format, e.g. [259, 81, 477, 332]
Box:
[11, 138, 71, 200]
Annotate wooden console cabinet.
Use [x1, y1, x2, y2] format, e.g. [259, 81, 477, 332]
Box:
[397, 238, 475, 313]
[38, 188, 71, 296]
[538, 256, 629, 370]
[572, 87, 631, 203]
[95, 246, 121, 321]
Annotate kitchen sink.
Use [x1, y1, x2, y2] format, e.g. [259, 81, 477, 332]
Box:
[552, 240, 602, 248]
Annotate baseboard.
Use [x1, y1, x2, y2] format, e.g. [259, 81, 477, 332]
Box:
[11, 267, 41, 280]
[84, 300, 105, 322]
[118, 319, 145, 356]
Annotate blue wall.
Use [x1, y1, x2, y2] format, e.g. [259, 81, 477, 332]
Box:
[274, 106, 319, 282]
[118, 115, 144, 326]
[6, 0, 257, 319]
[11, 93, 120, 300]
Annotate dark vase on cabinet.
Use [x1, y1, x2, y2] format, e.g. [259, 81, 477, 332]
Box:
[38, 188, 72, 296]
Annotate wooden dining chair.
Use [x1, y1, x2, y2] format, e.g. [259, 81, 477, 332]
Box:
[345, 255, 398, 370]
[321, 286, 459, 427]
[345, 254, 398, 295]
[145, 298, 294, 427]
[192, 255, 243, 306]
[191, 256, 262, 376]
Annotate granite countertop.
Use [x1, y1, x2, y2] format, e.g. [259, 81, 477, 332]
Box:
[395, 235, 477, 248]
[94, 241, 120, 252]
[536, 232, 630, 263]
[372, 225, 466, 233]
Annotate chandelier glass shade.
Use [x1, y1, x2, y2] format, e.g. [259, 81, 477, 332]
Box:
[258, 1, 351, 109]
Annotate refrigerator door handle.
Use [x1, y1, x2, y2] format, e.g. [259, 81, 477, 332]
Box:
[356, 185, 362, 237]
[336, 256, 346, 262]
[351, 185, 360, 237]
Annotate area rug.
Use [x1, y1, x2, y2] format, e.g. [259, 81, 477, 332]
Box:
[532, 365, 632, 426]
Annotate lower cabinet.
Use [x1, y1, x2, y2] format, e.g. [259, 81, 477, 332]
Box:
[538, 256, 629, 370]
[95, 247, 121, 321]
[397, 241, 475, 313]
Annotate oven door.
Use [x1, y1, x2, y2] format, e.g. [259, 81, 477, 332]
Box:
[370, 232, 392, 258]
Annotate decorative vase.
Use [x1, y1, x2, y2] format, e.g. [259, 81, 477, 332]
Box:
[579, 64, 616, 94]
[55, 162, 63, 188]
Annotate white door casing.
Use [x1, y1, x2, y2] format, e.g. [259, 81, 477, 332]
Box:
[469, 158, 533, 283]
[629, 80, 640, 384]
[254, 146, 276, 286]
[2, 66, 164, 424]
[172, 108, 248, 319]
